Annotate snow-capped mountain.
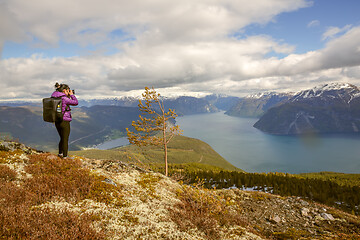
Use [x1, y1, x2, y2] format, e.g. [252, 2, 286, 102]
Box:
[225, 92, 293, 118]
[291, 83, 360, 103]
[254, 83, 360, 135]
[79, 95, 219, 115]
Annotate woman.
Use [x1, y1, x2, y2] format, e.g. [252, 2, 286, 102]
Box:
[51, 83, 78, 158]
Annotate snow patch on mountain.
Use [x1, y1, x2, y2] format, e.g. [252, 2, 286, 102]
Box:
[291, 83, 360, 102]
[245, 92, 294, 99]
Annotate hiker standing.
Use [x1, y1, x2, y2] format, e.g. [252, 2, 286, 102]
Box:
[51, 83, 78, 158]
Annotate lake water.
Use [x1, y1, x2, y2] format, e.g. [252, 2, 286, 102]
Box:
[176, 112, 360, 174]
[96, 137, 129, 150]
[97, 111, 360, 174]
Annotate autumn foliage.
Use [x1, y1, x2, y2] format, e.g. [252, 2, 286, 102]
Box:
[0, 153, 115, 239]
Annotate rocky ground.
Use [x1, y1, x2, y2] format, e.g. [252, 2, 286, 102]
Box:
[1, 140, 359, 239]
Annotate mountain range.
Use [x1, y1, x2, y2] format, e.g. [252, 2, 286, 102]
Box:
[225, 92, 292, 118]
[254, 83, 360, 135]
[78, 94, 239, 115]
[0, 105, 142, 151]
[2, 83, 360, 147]
[0, 94, 239, 115]
[0, 94, 241, 150]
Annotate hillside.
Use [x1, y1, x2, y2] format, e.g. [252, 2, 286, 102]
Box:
[71, 135, 240, 172]
[254, 83, 360, 135]
[1, 140, 360, 239]
[0, 97, 219, 150]
[225, 93, 292, 118]
[0, 105, 141, 151]
[297, 171, 360, 187]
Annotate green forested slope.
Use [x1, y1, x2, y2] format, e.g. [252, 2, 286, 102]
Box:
[297, 172, 360, 187]
[71, 135, 240, 171]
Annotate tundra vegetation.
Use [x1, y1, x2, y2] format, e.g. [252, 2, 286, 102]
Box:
[1, 141, 360, 239]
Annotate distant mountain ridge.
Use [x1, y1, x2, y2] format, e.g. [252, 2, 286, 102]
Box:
[0, 93, 241, 150]
[225, 92, 293, 118]
[0, 105, 142, 151]
[254, 83, 360, 135]
[1, 94, 239, 115]
[79, 94, 240, 115]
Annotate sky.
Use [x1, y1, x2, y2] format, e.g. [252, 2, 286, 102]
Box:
[1, 0, 360, 100]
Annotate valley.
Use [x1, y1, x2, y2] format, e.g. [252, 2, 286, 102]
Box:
[2, 83, 360, 175]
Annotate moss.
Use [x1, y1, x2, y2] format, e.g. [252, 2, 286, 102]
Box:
[136, 173, 162, 201]
[250, 191, 272, 201]
[88, 177, 126, 207]
[122, 210, 139, 224]
[0, 165, 17, 181]
[272, 228, 310, 239]
[0, 149, 25, 164]
[170, 182, 246, 239]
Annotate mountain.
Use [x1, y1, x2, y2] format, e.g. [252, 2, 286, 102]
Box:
[0, 105, 142, 151]
[0, 94, 220, 151]
[203, 94, 240, 111]
[71, 135, 240, 171]
[1, 92, 229, 116]
[254, 83, 360, 135]
[80, 96, 219, 115]
[225, 92, 292, 118]
[161, 96, 218, 115]
[78, 96, 139, 108]
[1, 140, 359, 239]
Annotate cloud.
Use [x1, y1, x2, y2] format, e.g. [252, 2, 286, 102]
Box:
[4, 0, 360, 99]
[3, 25, 360, 99]
[2, 0, 311, 47]
[307, 20, 320, 28]
[0, 2, 26, 56]
[322, 24, 352, 41]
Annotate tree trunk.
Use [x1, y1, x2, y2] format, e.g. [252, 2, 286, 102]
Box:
[164, 142, 168, 177]
[163, 116, 168, 177]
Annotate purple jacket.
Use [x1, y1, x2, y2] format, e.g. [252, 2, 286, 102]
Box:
[51, 91, 78, 121]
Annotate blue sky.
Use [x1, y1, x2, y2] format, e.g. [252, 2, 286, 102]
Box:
[243, 0, 360, 54]
[1, 0, 360, 99]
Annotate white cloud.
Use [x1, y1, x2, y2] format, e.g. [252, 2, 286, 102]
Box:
[322, 24, 352, 41]
[1, 0, 311, 47]
[307, 20, 320, 28]
[2, 25, 360, 99]
[3, 0, 360, 99]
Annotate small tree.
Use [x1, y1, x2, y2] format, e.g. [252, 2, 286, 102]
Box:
[126, 87, 182, 176]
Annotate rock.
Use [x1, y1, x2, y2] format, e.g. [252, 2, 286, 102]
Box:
[47, 155, 59, 161]
[269, 215, 281, 224]
[103, 178, 117, 187]
[0, 140, 39, 154]
[321, 213, 335, 221]
[300, 199, 309, 206]
[301, 207, 310, 217]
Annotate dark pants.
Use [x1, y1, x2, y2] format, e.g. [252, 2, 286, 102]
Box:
[55, 121, 70, 157]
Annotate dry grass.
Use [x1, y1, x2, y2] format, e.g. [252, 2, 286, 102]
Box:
[2, 144, 357, 239]
[0, 152, 108, 239]
[0, 165, 17, 181]
[169, 180, 247, 239]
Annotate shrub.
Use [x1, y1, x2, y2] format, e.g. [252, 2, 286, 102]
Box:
[0, 165, 17, 181]
[169, 181, 246, 239]
[0, 153, 116, 239]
